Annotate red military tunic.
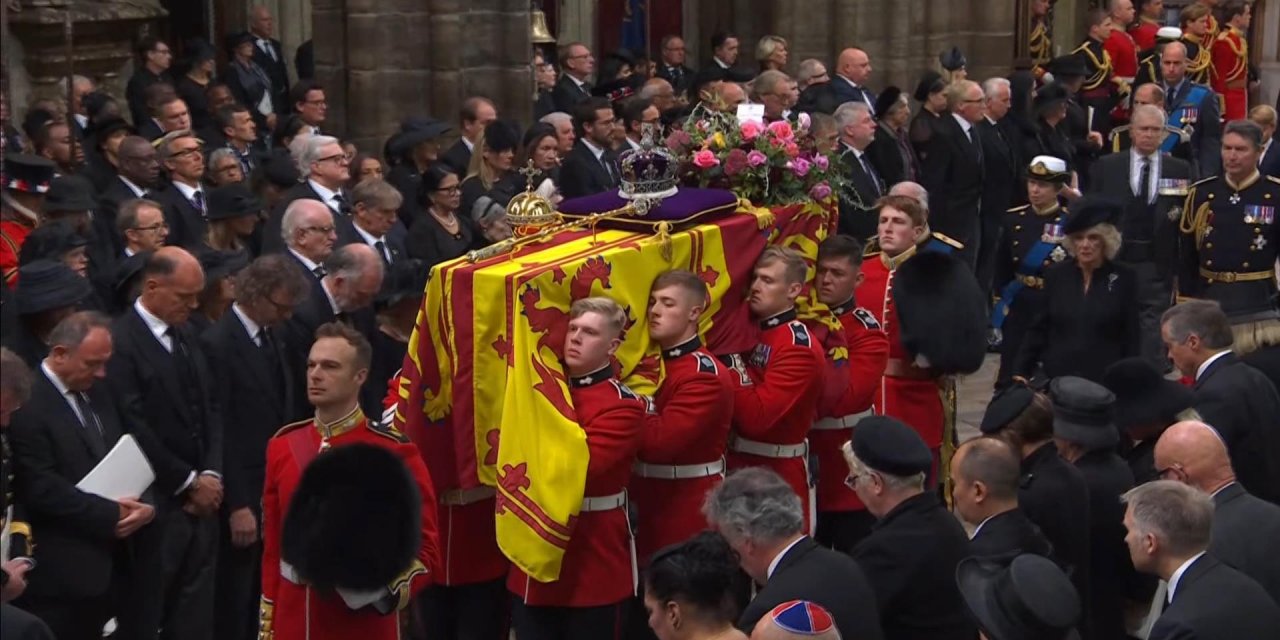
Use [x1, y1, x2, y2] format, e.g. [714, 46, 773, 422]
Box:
[726, 309, 824, 526]
[508, 367, 646, 607]
[1211, 26, 1249, 121]
[0, 220, 31, 285]
[631, 335, 734, 565]
[1104, 28, 1139, 123]
[854, 243, 945, 457]
[382, 371, 507, 586]
[806, 300, 890, 513]
[259, 408, 440, 640]
[1129, 17, 1161, 51]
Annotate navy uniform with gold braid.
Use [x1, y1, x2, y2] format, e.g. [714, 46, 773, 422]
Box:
[1109, 123, 1194, 165]
[1074, 38, 1125, 134]
[1178, 172, 1280, 315]
[1030, 18, 1052, 82]
[1, 430, 33, 585]
[993, 199, 1070, 388]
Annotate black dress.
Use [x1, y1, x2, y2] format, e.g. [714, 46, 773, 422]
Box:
[176, 75, 212, 132]
[1014, 259, 1140, 383]
[407, 209, 475, 270]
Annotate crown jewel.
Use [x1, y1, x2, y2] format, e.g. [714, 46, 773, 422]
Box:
[618, 123, 679, 202]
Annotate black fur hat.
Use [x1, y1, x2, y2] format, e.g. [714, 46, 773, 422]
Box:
[281, 443, 422, 591]
[891, 250, 987, 375]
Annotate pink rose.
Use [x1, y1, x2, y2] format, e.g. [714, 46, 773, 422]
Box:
[666, 129, 692, 152]
[746, 149, 768, 167]
[788, 157, 812, 177]
[723, 148, 749, 177]
[767, 120, 795, 141]
[783, 142, 800, 158]
[812, 154, 829, 171]
[809, 181, 832, 200]
[692, 149, 721, 169]
[740, 120, 763, 141]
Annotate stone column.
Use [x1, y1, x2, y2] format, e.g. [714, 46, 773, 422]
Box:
[313, 0, 532, 153]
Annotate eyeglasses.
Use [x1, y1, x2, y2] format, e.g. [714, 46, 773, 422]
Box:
[171, 147, 202, 159]
[301, 225, 336, 235]
[302, 99, 328, 107]
[434, 185, 461, 194]
[316, 153, 351, 165]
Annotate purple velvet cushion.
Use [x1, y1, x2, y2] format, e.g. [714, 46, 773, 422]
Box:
[558, 188, 739, 229]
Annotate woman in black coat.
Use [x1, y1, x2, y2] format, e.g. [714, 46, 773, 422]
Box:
[224, 32, 276, 135]
[1014, 196, 1140, 384]
[1021, 82, 1077, 180]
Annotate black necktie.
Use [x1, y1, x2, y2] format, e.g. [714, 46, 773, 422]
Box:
[335, 311, 352, 327]
[1139, 156, 1152, 203]
[72, 392, 107, 458]
[332, 193, 350, 215]
[1164, 87, 1175, 111]
[192, 189, 205, 217]
[602, 154, 618, 186]
[374, 240, 390, 264]
[859, 154, 883, 196]
[312, 265, 327, 279]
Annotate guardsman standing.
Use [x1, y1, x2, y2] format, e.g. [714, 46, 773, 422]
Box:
[993, 156, 1072, 390]
[1129, 0, 1164, 51]
[1103, 0, 1139, 124]
[1075, 8, 1128, 135]
[809, 236, 890, 553]
[1178, 120, 1279, 318]
[633, 270, 733, 564]
[0, 155, 56, 286]
[1029, 0, 1054, 82]
[855, 194, 987, 485]
[508, 297, 646, 640]
[259, 323, 439, 640]
[725, 247, 824, 530]
[1210, 1, 1251, 121]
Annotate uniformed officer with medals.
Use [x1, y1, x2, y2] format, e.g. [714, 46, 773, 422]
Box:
[1178, 120, 1280, 317]
[1134, 27, 1182, 88]
[993, 156, 1072, 390]
[1028, 0, 1053, 83]
[1109, 83, 1194, 164]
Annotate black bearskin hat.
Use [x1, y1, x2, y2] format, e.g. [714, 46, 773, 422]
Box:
[891, 250, 987, 374]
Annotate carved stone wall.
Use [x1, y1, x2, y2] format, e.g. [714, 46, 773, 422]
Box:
[313, 0, 533, 153]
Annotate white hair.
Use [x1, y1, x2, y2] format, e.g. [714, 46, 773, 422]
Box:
[280, 199, 333, 246]
[703, 468, 804, 546]
[539, 112, 572, 129]
[833, 101, 872, 129]
[292, 134, 339, 179]
[888, 180, 929, 208]
[981, 77, 1010, 103]
[58, 75, 94, 95]
[797, 59, 826, 85]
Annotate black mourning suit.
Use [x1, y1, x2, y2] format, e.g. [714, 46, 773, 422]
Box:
[918, 114, 984, 266]
[278, 287, 380, 420]
[558, 140, 618, 200]
[1149, 554, 1280, 640]
[106, 305, 222, 640]
[551, 75, 592, 114]
[250, 34, 291, 112]
[837, 142, 884, 240]
[1016, 442, 1092, 624]
[737, 537, 884, 640]
[201, 308, 297, 640]
[1193, 353, 1280, 505]
[154, 181, 209, 249]
[968, 508, 1053, 561]
[1210, 482, 1280, 606]
[8, 370, 138, 640]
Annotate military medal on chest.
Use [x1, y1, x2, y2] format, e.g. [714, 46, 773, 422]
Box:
[1229, 192, 1241, 205]
[1243, 205, 1274, 225]
[1041, 222, 1064, 244]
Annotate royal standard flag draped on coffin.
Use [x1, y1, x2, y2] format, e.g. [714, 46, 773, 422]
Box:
[395, 197, 836, 582]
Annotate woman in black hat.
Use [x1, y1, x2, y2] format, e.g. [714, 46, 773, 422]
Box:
[408, 163, 474, 269]
[385, 116, 453, 227]
[909, 71, 949, 164]
[18, 220, 90, 280]
[3, 260, 95, 366]
[177, 39, 218, 132]
[867, 86, 917, 186]
[191, 249, 250, 333]
[1101, 357, 1198, 484]
[203, 183, 263, 256]
[226, 31, 278, 136]
[1022, 82, 1079, 194]
[80, 116, 137, 192]
[459, 120, 520, 221]
[1013, 196, 1140, 384]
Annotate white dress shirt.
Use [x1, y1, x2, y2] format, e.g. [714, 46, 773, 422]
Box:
[1130, 149, 1161, 203]
[232, 303, 263, 346]
[41, 361, 88, 425]
[120, 176, 148, 198]
[134, 298, 173, 353]
[1167, 552, 1207, 603]
[288, 248, 323, 277]
[308, 179, 344, 214]
[353, 223, 391, 262]
[462, 137, 475, 153]
[1195, 350, 1233, 381]
[321, 280, 342, 316]
[766, 536, 807, 580]
[952, 112, 975, 143]
[171, 180, 205, 211]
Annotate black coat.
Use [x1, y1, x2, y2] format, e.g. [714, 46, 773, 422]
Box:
[106, 306, 223, 499]
[655, 63, 694, 98]
[968, 507, 1053, 562]
[1018, 442, 1092, 617]
[1261, 140, 1280, 179]
[8, 372, 127, 599]
[335, 217, 409, 266]
[153, 181, 208, 249]
[224, 60, 275, 134]
[263, 181, 343, 254]
[1014, 260, 1140, 383]
[836, 143, 883, 240]
[1075, 449, 1139, 640]
[250, 36, 291, 111]
[978, 117, 1020, 223]
[551, 75, 592, 114]
[738, 537, 884, 640]
[865, 123, 912, 188]
[558, 140, 618, 200]
[1211, 482, 1280, 606]
[852, 492, 976, 640]
[125, 69, 171, 128]
[199, 310, 298, 516]
[1086, 151, 1192, 270]
[917, 113, 984, 244]
[1149, 555, 1280, 640]
[1242, 345, 1280, 398]
[441, 140, 472, 177]
[385, 163, 424, 229]
[1193, 353, 1280, 505]
[96, 176, 150, 257]
[1021, 119, 1077, 176]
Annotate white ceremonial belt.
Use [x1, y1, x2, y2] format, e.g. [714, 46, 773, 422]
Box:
[581, 491, 626, 512]
[812, 409, 875, 431]
[729, 436, 808, 459]
[280, 559, 302, 585]
[633, 458, 726, 479]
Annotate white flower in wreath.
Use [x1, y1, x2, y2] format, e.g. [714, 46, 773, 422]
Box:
[1050, 246, 1067, 262]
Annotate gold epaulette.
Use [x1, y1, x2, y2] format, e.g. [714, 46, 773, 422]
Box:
[366, 418, 410, 443]
[1267, 176, 1280, 186]
[272, 418, 311, 439]
[862, 237, 882, 258]
[1007, 204, 1030, 213]
[1190, 175, 1218, 188]
[931, 232, 963, 249]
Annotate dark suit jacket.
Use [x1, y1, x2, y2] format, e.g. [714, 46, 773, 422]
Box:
[1194, 353, 1280, 505]
[441, 140, 472, 177]
[837, 143, 883, 240]
[250, 36, 290, 111]
[8, 372, 125, 598]
[106, 306, 223, 499]
[551, 75, 592, 114]
[200, 310, 297, 516]
[294, 40, 314, 81]
[969, 508, 1053, 562]
[1242, 345, 1280, 398]
[96, 177, 149, 257]
[1087, 150, 1192, 270]
[655, 63, 694, 98]
[335, 218, 409, 265]
[1018, 442, 1093, 615]
[918, 113, 984, 243]
[136, 119, 164, 143]
[153, 181, 208, 249]
[1076, 450, 1139, 640]
[1150, 555, 1280, 640]
[1164, 80, 1222, 177]
[224, 60, 275, 134]
[739, 537, 884, 640]
[263, 181, 340, 254]
[278, 292, 380, 419]
[852, 492, 975, 640]
[831, 76, 875, 110]
[866, 123, 911, 188]
[1211, 482, 1280, 606]
[558, 140, 617, 199]
[1261, 141, 1280, 179]
[978, 117, 1019, 223]
[125, 69, 170, 128]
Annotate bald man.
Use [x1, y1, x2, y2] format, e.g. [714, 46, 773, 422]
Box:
[751, 600, 843, 640]
[834, 48, 876, 111]
[107, 246, 223, 639]
[1156, 421, 1280, 605]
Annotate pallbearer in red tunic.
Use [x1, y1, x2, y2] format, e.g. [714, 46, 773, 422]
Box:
[632, 270, 733, 565]
[725, 247, 824, 530]
[1129, 0, 1164, 51]
[855, 195, 987, 485]
[809, 235, 890, 553]
[508, 297, 647, 640]
[1210, 2, 1252, 121]
[259, 323, 439, 640]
